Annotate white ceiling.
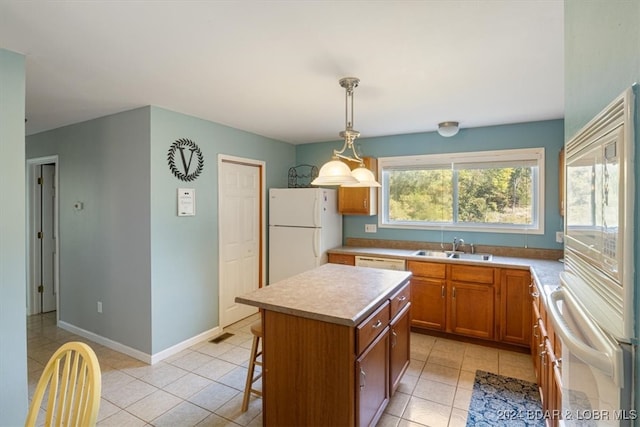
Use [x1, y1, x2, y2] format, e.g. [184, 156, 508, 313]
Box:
[0, 1, 564, 144]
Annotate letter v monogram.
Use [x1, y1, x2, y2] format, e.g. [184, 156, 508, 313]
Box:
[178, 147, 196, 175]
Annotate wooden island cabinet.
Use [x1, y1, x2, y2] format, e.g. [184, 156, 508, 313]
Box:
[236, 263, 411, 427]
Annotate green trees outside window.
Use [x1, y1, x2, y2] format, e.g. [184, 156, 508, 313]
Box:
[380, 148, 544, 233]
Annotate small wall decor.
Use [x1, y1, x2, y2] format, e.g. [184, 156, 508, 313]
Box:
[177, 188, 196, 216]
[288, 164, 319, 188]
[167, 138, 204, 182]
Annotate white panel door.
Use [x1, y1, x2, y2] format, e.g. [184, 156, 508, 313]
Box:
[219, 160, 260, 327]
[268, 225, 319, 284]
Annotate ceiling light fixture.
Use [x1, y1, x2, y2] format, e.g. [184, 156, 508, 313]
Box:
[437, 121, 460, 137]
[311, 77, 380, 187]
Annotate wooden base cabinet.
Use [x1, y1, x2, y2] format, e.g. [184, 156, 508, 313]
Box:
[389, 303, 411, 394]
[409, 260, 535, 348]
[408, 261, 446, 331]
[410, 277, 446, 331]
[328, 253, 356, 266]
[499, 269, 532, 346]
[449, 280, 495, 339]
[262, 280, 411, 427]
[530, 279, 562, 426]
[356, 328, 389, 427]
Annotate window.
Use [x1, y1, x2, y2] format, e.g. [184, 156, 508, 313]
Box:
[379, 148, 545, 234]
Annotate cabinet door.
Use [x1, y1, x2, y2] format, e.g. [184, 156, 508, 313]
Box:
[449, 281, 494, 339]
[339, 157, 377, 216]
[534, 317, 549, 408]
[328, 253, 355, 266]
[410, 277, 446, 331]
[389, 303, 410, 396]
[356, 328, 389, 427]
[531, 300, 541, 382]
[499, 269, 532, 346]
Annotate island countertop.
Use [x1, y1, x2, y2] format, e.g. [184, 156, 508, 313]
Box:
[235, 263, 412, 327]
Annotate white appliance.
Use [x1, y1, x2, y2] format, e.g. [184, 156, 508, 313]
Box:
[268, 188, 342, 284]
[354, 256, 406, 271]
[547, 86, 636, 425]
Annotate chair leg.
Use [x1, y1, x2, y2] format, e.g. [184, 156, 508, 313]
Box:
[242, 334, 260, 412]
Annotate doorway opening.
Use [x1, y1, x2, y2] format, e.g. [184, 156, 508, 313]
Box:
[26, 156, 59, 318]
[217, 154, 265, 328]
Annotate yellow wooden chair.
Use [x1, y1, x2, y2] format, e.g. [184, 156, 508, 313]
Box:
[25, 341, 101, 427]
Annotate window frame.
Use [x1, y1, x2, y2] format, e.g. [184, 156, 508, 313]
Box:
[378, 147, 545, 234]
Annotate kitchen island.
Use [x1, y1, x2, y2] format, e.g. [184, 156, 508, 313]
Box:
[236, 263, 412, 427]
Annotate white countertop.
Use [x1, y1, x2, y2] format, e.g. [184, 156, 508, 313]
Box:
[235, 263, 411, 327]
[329, 246, 565, 299]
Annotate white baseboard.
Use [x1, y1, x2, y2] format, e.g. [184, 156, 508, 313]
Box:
[57, 321, 221, 365]
[150, 326, 222, 364]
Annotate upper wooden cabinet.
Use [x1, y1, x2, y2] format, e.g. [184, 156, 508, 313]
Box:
[338, 157, 378, 216]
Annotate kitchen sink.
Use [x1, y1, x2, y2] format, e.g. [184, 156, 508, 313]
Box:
[413, 249, 492, 261]
[412, 250, 450, 258]
[448, 252, 493, 261]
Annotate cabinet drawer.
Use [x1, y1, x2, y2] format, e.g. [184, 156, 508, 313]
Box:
[450, 264, 494, 284]
[357, 301, 390, 355]
[328, 253, 355, 266]
[389, 282, 410, 319]
[407, 261, 446, 279]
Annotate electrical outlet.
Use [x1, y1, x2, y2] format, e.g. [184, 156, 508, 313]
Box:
[556, 231, 564, 243]
[365, 224, 377, 233]
[97, 301, 102, 313]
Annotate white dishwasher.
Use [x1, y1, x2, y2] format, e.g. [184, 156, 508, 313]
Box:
[354, 256, 406, 271]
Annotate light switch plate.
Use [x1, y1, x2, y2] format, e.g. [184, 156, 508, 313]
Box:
[365, 224, 377, 233]
[556, 231, 564, 243]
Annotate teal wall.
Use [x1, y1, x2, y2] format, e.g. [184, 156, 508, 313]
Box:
[564, 0, 640, 413]
[149, 106, 293, 353]
[0, 49, 28, 425]
[27, 108, 154, 353]
[296, 119, 565, 250]
[25, 105, 295, 357]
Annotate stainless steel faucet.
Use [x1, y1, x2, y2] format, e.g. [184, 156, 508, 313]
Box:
[453, 237, 464, 252]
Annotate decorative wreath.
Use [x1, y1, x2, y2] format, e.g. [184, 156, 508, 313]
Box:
[167, 138, 204, 182]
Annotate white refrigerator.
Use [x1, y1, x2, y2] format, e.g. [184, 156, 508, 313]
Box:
[268, 188, 342, 284]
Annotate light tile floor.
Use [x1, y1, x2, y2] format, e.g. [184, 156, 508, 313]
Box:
[27, 312, 536, 426]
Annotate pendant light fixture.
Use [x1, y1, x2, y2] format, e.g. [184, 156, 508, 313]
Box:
[311, 77, 381, 187]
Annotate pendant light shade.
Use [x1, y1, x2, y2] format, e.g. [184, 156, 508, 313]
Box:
[311, 77, 380, 187]
[341, 165, 381, 187]
[311, 160, 358, 185]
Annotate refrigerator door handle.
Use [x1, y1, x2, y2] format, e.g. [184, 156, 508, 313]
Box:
[313, 228, 320, 258]
[547, 288, 622, 385]
[313, 196, 320, 227]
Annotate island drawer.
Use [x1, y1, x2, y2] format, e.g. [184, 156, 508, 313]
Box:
[356, 300, 390, 354]
[389, 281, 410, 319]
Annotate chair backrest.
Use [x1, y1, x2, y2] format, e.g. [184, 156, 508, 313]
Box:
[25, 341, 101, 427]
